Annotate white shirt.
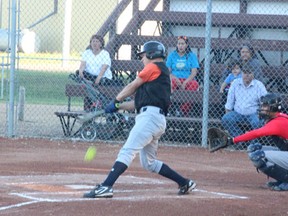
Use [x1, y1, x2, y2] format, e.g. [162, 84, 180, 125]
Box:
[225, 78, 267, 115]
[81, 49, 112, 79]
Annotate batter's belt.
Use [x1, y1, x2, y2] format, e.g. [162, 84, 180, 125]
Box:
[139, 106, 165, 115]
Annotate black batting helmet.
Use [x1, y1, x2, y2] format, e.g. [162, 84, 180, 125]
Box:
[137, 41, 166, 60]
[258, 93, 282, 120]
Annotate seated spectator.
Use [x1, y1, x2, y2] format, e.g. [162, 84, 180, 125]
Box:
[76, 34, 113, 111]
[222, 43, 263, 83]
[220, 58, 242, 94]
[221, 64, 267, 147]
[166, 36, 199, 116]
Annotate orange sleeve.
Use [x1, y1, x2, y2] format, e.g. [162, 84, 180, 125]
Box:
[138, 63, 161, 82]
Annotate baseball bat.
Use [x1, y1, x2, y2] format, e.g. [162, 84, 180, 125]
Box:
[77, 109, 105, 122]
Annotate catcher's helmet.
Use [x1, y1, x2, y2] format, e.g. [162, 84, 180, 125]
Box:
[137, 41, 166, 60]
[258, 93, 282, 120]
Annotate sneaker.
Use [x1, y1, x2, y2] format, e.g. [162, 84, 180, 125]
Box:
[83, 184, 113, 198]
[178, 179, 196, 195]
[271, 182, 288, 191]
[266, 181, 282, 188]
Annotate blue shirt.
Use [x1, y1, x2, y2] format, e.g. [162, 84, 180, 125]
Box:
[222, 57, 263, 82]
[224, 73, 242, 84]
[225, 78, 267, 115]
[166, 50, 199, 79]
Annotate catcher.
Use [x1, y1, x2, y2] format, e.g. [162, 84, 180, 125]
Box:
[208, 93, 288, 191]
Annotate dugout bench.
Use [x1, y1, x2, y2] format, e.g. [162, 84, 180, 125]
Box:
[163, 87, 224, 144]
[54, 82, 224, 143]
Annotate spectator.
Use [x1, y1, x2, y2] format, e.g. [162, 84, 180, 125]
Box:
[222, 43, 263, 83]
[166, 36, 199, 116]
[77, 34, 112, 85]
[77, 34, 113, 111]
[220, 58, 242, 94]
[221, 64, 267, 145]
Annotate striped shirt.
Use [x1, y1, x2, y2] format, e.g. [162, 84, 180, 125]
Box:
[225, 78, 267, 115]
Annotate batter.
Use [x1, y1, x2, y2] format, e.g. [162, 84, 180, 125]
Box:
[83, 41, 196, 198]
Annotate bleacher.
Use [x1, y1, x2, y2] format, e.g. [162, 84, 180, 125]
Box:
[59, 0, 288, 143]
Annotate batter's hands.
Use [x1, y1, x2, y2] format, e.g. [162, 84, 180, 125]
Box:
[105, 99, 121, 113]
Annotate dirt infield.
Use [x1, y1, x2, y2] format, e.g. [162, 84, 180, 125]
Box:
[1, 137, 287, 216]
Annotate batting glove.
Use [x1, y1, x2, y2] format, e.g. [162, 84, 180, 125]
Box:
[105, 99, 121, 113]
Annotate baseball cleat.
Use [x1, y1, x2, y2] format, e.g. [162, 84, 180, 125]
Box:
[266, 181, 282, 189]
[178, 179, 196, 195]
[271, 182, 288, 191]
[83, 184, 113, 198]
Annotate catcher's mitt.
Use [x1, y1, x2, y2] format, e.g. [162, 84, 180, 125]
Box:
[207, 127, 233, 152]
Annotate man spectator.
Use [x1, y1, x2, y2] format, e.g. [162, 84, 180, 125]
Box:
[222, 43, 263, 83]
[221, 64, 267, 148]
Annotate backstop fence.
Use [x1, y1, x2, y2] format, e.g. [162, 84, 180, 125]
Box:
[1, 0, 287, 149]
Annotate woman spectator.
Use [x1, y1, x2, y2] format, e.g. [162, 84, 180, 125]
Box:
[77, 34, 112, 85]
[166, 36, 200, 116]
[77, 34, 113, 111]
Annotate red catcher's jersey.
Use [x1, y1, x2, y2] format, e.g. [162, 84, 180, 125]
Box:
[234, 113, 288, 143]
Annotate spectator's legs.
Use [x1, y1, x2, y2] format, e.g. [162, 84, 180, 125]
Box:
[221, 111, 244, 137]
[82, 71, 97, 111]
[185, 80, 199, 91]
[171, 78, 178, 91]
[180, 79, 199, 116]
[84, 97, 92, 111]
[246, 113, 261, 129]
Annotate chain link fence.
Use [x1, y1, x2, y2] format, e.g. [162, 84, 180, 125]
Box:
[0, 0, 287, 148]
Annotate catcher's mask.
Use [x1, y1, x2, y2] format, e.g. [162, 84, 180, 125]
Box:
[136, 41, 166, 60]
[257, 93, 282, 120]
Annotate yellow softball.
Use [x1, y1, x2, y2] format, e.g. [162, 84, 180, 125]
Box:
[84, 146, 97, 162]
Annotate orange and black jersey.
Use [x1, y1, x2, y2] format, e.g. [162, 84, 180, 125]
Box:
[135, 62, 171, 114]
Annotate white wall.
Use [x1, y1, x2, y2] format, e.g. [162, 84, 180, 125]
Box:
[117, 0, 163, 60]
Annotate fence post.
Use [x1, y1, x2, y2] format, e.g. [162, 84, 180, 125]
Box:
[1, 56, 4, 99]
[17, 86, 25, 121]
[8, 0, 17, 137]
[201, 0, 213, 148]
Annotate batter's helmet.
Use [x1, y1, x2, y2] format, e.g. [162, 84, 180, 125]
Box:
[137, 41, 166, 60]
[258, 93, 282, 120]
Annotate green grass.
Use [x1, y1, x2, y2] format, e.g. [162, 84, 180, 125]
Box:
[0, 52, 128, 105]
[1, 69, 81, 105]
[18, 70, 71, 104]
[0, 52, 82, 105]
